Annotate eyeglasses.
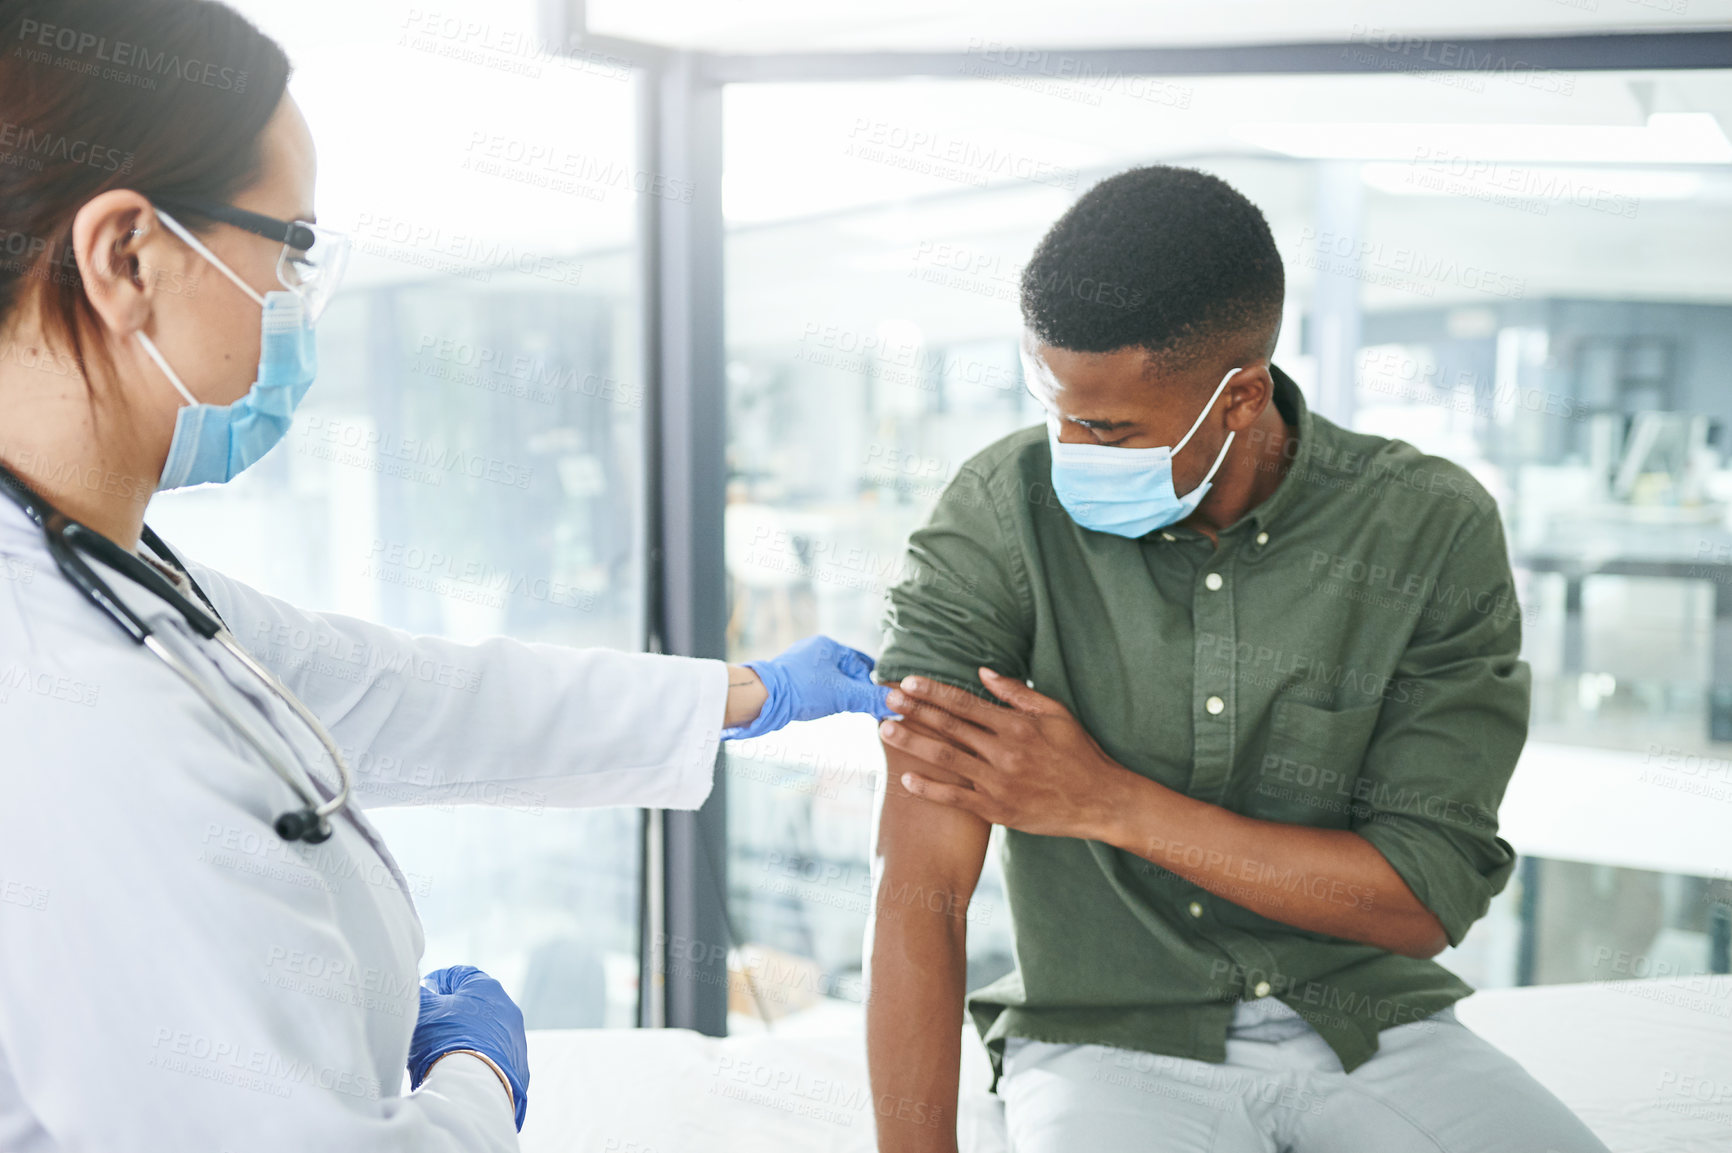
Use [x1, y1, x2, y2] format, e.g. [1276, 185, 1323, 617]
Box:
[148, 195, 352, 322]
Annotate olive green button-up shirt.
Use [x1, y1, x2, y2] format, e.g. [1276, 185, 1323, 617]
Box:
[875, 367, 1530, 1085]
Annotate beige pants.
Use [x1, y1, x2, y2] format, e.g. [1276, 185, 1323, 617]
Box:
[999, 998, 1610, 1153]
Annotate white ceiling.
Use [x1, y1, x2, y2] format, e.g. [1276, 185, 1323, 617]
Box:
[587, 0, 1731, 54]
[721, 68, 1732, 353]
[223, 0, 1732, 311]
[723, 70, 1732, 222]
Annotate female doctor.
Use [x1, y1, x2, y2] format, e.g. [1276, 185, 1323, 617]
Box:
[0, 1, 889, 1149]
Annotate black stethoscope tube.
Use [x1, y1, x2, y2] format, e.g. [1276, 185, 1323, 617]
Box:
[0, 458, 350, 843]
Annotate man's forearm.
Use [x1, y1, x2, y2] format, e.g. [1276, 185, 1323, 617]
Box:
[1096, 772, 1448, 957]
[867, 881, 967, 1153]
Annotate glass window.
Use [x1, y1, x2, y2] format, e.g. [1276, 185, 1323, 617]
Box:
[721, 68, 1732, 1028]
[149, 0, 649, 1028]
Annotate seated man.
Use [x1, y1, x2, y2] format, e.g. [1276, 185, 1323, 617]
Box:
[864, 166, 1607, 1153]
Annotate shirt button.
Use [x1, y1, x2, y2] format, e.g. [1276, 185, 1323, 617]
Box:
[1188, 901, 1204, 918]
[1253, 980, 1272, 998]
[1204, 572, 1223, 591]
[1205, 696, 1225, 715]
[1256, 531, 1270, 546]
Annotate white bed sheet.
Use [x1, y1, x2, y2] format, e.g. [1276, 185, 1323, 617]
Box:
[519, 976, 1732, 1153]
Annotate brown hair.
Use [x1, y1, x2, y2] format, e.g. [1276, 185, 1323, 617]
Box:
[0, 0, 291, 380]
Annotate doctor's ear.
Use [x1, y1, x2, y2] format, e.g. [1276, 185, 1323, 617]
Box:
[69, 189, 171, 340]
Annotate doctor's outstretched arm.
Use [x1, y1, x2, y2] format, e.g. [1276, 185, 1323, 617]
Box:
[182, 557, 891, 812]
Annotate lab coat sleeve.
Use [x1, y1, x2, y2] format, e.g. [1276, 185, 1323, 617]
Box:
[0, 678, 519, 1153]
[419, 1054, 519, 1133]
[181, 558, 729, 812]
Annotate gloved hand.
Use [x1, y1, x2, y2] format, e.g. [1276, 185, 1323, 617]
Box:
[407, 965, 530, 1131]
[722, 635, 896, 740]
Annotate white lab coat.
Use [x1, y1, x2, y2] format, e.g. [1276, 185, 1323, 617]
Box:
[0, 500, 728, 1152]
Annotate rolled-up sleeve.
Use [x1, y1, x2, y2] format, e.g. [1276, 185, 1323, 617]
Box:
[1351, 506, 1531, 946]
[876, 465, 1033, 701]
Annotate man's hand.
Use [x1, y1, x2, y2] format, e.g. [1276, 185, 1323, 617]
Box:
[880, 668, 1141, 842]
[884, 670, 1450, 959]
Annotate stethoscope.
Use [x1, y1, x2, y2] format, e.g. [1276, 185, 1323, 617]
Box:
[0, 459, 354, 843]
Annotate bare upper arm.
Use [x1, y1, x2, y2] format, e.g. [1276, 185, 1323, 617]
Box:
[874, 739, 992, 904]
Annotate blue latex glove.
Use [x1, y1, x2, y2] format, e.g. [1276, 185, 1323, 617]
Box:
[407, 965, 530, 1131]
[723, 635, 896, 740]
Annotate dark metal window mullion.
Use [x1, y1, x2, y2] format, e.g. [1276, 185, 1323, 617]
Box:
[638, 50, 732, 1036]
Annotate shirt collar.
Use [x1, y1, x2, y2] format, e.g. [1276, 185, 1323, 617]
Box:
[1236, 362, 1313, 535]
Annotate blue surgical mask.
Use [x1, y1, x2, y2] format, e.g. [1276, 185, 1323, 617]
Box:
[138, 210, 319, 492]
[1042, 364, 1240, 538]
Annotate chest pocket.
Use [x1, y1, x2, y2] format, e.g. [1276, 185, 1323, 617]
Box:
[1244, 697, 1384, 829]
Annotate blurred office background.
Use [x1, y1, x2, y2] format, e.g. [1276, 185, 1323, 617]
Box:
[154, 0, 1732, 1032]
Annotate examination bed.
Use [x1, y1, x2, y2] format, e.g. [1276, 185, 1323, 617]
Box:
[518, 975, 1732, 1152]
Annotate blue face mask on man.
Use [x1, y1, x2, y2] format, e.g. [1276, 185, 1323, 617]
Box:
[136, 209, 318, 492]
[1036, 359, 1241, 539]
